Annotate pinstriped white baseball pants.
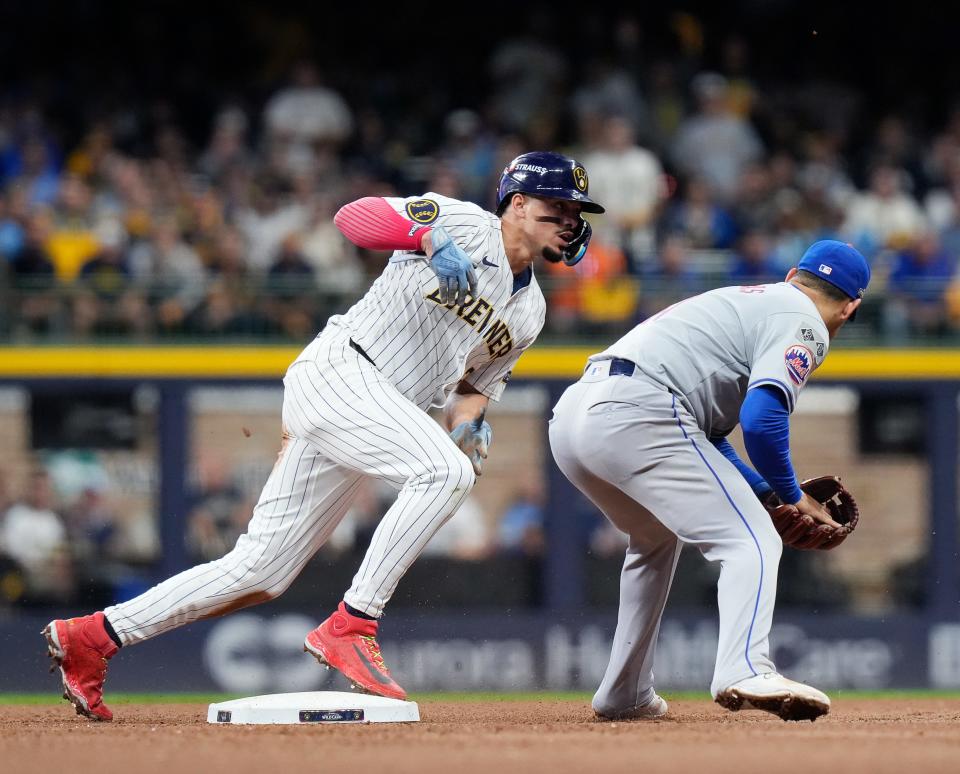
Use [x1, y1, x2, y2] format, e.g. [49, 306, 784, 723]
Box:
[105, 332, 476, 645]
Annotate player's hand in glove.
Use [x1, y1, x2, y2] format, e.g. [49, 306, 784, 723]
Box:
[429, 226, 478, 306]
[761, 476, 859, 550]
[449, 410, 492, 476]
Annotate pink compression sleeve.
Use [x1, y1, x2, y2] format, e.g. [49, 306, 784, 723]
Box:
[334, 197, 431, 251]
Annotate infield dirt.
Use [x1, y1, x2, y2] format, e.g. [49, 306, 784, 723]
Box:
[3, 698, 959, 774]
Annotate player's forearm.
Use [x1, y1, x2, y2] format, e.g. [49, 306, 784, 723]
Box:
[334, 197, 431, 252]
[740, 386, 803, 504]
[444, 387, 489, 431]
[709, 435, 770, 497]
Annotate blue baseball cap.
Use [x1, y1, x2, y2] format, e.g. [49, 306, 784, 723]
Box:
[797, 240, 870, 300]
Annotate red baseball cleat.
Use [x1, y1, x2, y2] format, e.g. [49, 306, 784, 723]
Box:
[304, 602, 407, 700]
[43, 612, 119, 721]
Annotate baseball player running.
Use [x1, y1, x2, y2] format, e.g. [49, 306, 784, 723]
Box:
[549, 240, 870, 721]
[43, 152, 605, 721]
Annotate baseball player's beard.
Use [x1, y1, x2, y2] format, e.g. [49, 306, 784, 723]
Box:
[541, 246, 563, 263]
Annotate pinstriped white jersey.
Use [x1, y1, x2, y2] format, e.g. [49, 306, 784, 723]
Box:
[313, 193, 546, 411]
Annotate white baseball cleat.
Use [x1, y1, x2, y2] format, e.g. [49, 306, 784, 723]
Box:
[594, 694, 668, 721]
[715, 672, 830, 722]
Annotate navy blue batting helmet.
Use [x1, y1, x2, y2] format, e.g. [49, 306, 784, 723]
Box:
[495, 152, 605, 216]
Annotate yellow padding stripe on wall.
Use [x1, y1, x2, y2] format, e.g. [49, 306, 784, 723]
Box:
[0, 347, 957, 380]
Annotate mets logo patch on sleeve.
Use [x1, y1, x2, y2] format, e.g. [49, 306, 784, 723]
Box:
[784, 344, 813, 385]
[405, 199, 440, 224]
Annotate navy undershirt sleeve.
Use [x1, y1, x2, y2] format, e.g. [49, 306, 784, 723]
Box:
[709, 435, 771, 498]
[739, 385, 803, 504]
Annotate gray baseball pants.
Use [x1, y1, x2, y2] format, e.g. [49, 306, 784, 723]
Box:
[548, 359, 781, 714]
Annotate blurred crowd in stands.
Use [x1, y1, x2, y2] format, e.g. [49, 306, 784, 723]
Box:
[0, 450, 861, 612]
[0, 462, 154, 608]
[0, 449, 631, 610]
[3, 13, 960, 343]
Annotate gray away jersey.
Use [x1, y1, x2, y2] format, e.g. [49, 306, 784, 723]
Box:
[318, 193, 546, 410]
[590, 283, 829, 437]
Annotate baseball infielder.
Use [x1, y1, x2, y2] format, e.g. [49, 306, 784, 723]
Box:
[43, 152, 605, 721]
[549, 240, 870, 721]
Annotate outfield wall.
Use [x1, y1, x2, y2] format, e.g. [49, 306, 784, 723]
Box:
[0, 345, 957, 690]
[5, 611, 960, 692]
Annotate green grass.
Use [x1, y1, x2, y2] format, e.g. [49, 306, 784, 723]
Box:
[4, 690, 960, 705]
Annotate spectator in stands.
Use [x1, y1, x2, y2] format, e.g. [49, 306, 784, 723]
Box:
[581, 114, 666, 268]
[886, 230, 956, 338]
[299, 192, 367, 294]
[646, 60, 686, 153]
[841, 162, 926, 257]
[729, 228, 779, 283]
[719, 35, 758, 120]
[670, 72, 764, 202]
[419, 495, 492, 561]
[64, 122, 116, 186]
[0, 468, 11, 516]
[731, 161, 778, 234]
[235, 175, 309, 273]
[63, 486, 120, 564]
[11, 137, 61, 207]
[0, 468, 73, 600]
[423, 160, 466, 200]
[264, 233, 316, 338]
[661, 175, 738, 249]
[199, 107, 252, 185]
[923, 157, 960, 257]
[0, 189, 26, 260]
[768, 189, 822, 274]
[797, 131, 857, 215]
[497, 481, 546, 558]
[186, 458, 251, 562]
[186, 225, 267, 337]
[263, 61, 353, 178]
[137, 215, 206, 335]
[72, 216, 148, 337]
[543, 231, 636, 336]
[570, 56, 653, 150]
[861, 115, 926, 196]
[925, 104, 960, 190]
[437, 109, 498, 207]
[0, 466, 24, 608]
[9, 209, 60, 336]
[639, 233, 703, 317]
[46, 174, 99, 282]
[487, 25, 568, 141]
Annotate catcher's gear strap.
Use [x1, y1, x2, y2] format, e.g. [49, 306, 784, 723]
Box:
[741, 385, 801, 504]
[334, 197, 430, 251]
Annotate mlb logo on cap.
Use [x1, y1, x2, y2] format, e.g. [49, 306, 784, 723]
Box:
[798, 241, 870, 299]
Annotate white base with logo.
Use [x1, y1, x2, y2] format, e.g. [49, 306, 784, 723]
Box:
[207, 691, 420, 724]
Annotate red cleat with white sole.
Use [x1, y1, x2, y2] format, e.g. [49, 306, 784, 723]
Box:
[43, 612, 119, 721]
[304, 602, 407, 700]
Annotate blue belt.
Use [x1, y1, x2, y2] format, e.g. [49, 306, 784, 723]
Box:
[609, 357, 637, 376]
